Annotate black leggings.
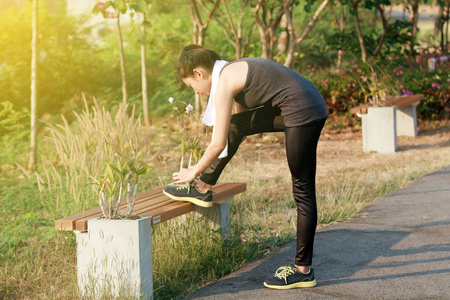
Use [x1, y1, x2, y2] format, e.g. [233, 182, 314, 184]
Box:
[200, 105, 326, 266]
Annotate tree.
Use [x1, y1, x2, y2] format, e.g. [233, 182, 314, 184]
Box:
[116, 11, 128, 106]
[283, 0, 330, 68]
[189, 0, 220, 45]
[214, 0, 255, 59]
[140, 12, 151, 127]
[352, 0, 368, 62]
[433, 0, 449, 49]
[330, 1, 347, 66]
[188, 0, 220, 113]
[252, 0, 286, 59]
[372, 0, 392, 56]
[28, 0, 38, 172]
[406, 0, 420, 51]
[440, 0, 449, 48]
[94, 2, 129, 106]
[128, 0, 152, 127]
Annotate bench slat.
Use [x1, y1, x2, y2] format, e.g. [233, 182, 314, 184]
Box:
[137, 182, 248, 225]
[56, 187, 165, 231]
[386, 94, 423, 108]
[54, 187, 166, 231]
[74, 195, 176, 231]
[349, 94, 424, 115]
[56, 182, 246, 231]
[141, 201, 193, 225]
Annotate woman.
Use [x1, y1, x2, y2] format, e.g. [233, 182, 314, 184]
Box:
[164, 44, 328, 289]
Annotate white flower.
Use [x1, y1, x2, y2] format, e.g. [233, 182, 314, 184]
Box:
[168, 97, 174, 104]
[185, 104, 194, 113]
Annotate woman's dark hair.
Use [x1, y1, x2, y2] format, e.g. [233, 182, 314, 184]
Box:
[177, 44, 220, 79]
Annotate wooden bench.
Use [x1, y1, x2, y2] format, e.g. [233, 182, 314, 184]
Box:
[350, 94, 424, 153]
[350, 94, 424, 116]
[56, 182, 246, 299]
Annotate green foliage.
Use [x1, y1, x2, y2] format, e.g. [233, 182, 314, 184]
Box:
[0, 2, 191, 121]
[402, 68, 449, 120]
[0, 101, 29, 142]
[0, 101, 30, 165]
[304, 54, 449, 122]
[90, 142, 153, 219]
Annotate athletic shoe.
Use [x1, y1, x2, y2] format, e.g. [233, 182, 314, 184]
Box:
[163, 182, 213, 208]
[263, 265, 317, 289]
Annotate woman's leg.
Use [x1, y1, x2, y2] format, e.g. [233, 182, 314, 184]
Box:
[284, 118, 326, 267]
[200, 105, 285, 185]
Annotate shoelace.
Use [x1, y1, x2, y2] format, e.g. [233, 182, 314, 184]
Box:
[274, 266, 297, 284]
[176, 182, 195, 193]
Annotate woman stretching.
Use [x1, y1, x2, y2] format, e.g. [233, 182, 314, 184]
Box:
[164, 44, 328, 289]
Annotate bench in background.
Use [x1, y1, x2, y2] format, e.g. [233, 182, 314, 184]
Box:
[350, 94, 424, 153]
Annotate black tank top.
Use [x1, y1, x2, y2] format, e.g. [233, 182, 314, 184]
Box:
[227, 58, 328, 127]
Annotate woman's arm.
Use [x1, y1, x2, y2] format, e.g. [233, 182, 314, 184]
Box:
[172, 61, 248, 183]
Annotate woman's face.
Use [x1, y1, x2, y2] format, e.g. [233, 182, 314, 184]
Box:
[182, 68, 212, 96]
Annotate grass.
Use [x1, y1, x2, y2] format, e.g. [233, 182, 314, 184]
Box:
[0, 108, 449, 299]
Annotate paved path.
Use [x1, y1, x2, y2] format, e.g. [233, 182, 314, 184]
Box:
[186, 165, 450, 299]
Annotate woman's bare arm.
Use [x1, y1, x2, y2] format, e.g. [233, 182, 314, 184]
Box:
[173, 61, 248, 183]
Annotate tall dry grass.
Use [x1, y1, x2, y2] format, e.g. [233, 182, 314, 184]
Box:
[36, 99, 154, 217]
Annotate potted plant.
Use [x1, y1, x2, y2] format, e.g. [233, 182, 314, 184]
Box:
[91, 147, 151, 219]
[359, 64, 399, 106]
[77, 142, 154, 299]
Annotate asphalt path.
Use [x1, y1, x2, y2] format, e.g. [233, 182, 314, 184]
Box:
[185, 165, 450, 300]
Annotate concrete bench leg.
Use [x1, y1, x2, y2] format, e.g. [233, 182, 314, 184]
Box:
[197, 196, 234, 238]
[76, 217, 153, 299]
[360, 106, 398, 154]
[396, 105, 418, 137]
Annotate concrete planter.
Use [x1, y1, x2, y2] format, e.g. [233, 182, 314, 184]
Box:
[360, 106, 398, 154]
[76, 217, 153, 299]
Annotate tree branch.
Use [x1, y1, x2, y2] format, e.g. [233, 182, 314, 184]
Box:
[295, 0, 330, 45]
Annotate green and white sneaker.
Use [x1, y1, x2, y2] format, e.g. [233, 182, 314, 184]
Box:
[163, 182, 213, 208]
[263, 265, 316, 289]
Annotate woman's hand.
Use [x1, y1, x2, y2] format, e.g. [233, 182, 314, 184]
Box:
[172, 165, 199, 184]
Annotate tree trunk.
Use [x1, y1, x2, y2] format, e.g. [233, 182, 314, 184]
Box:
[28, 0, 38, 172]
[295, 0, 330, 45]
[188, 0, 220, 114]
[285, 0, 330, 68]
[141, 13, 150, 127]
[284, 2, 296, 68]
[373, 5, 389, 56]
[277, 13, 289, 55]
[408, 0, 419, 52]
[353, 1, 367, 63]
[445, 1, 449, 47]
[257, 26, 270, 58]
[336, 4, 346, 66]
[253, 0, 285, 59]
[116, 13, 128, 106]
[434, 3, 443, 36]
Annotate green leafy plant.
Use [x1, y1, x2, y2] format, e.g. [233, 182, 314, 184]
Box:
[89, 142, 152, 219]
